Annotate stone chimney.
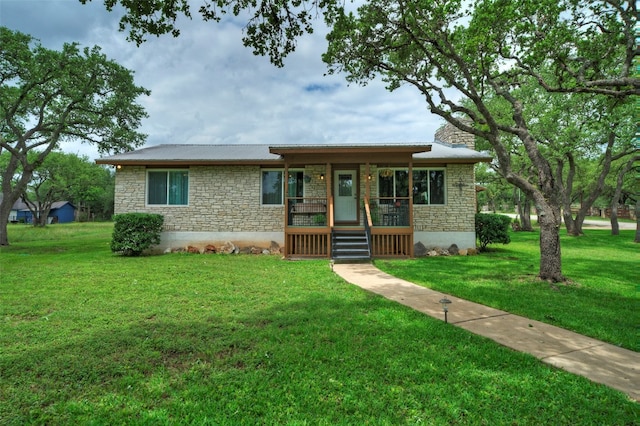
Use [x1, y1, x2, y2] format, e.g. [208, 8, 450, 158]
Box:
[434, 122, 475, 150]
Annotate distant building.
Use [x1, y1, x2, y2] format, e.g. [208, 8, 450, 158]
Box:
[9, 199, 76, 224]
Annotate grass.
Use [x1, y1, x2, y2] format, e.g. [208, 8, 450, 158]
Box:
[376, 229, 640, 352]
[1, 223, 638, 424]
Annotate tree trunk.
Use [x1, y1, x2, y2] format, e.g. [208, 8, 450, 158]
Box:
[563, 209, 577, 235]
[571, 199, 591, 236]
[35, 207, 51, 227]
[571, 212, 586, 236]
[611, 155, 639, 236]
[635, 198, 640, 243]
[1, 149, 42, 244]
[0, 154, 31, 246]
[611, 206, 620, 235]
[537, 207, 564, 282]
[527, 191, 565, 282]
[518, 196, 533, 231]
[558, 154, 581, 236]
[0, 199, 14, 246]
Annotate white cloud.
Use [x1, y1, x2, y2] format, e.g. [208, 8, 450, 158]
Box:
[1, 0, 445, 160]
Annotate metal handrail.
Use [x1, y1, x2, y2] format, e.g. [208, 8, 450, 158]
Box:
[362, 197, 373, 255]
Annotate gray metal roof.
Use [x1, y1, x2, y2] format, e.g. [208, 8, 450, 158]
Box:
[5, 198, 75, 211]
[96, 142, 492, 165]
[97, 144, 281, 164]
[414, 142, 492, 162]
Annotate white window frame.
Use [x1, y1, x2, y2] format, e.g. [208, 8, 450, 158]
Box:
[287, 169, 306, 199]
[377, 167, 447, 205]
[412, 168, 447, 206]
[261, 169, 285, 206]
[146, 169, 190, 206]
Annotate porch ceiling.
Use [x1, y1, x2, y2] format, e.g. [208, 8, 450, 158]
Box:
[270, 144, 431, 164]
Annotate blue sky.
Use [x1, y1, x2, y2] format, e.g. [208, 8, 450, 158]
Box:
[0, 0, 446, 160]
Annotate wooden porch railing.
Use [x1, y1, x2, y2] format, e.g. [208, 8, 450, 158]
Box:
[284, 196, 411, 258]
[287, 197, 328, 227]
[368, 196, 412, 257]
[368, 197, 410, 227]
[370, 229, 412, 257]
[285, 197, 331, 257]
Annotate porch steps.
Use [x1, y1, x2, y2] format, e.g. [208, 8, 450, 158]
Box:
[332, 230, 371, 263]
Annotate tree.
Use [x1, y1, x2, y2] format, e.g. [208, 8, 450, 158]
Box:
[543, 96, 636, 236]
[321, 0, 637, 281]
[475, 163, 513, 210]
[88, 0, 638, 94]
[21, 152, 71, 226]
[16, 151, 116, 225]
[70, 160, 116, 221]
[476, 83, 637, 236]
[610, 154, 639, 238]
[87, 0, 638, 281]
[0, 27, 149, 245]
[81, 0, 343, 68]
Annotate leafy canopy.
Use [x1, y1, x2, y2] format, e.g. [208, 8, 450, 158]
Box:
[0, 26, 149, 245]
[82, 0, 344, 67]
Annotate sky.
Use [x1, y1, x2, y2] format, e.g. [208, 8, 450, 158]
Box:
[1, 0, 447, 160]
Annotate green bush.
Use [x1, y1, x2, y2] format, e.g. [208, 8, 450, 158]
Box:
[475, 213, 511, 251]
[111, 213, 164, 256]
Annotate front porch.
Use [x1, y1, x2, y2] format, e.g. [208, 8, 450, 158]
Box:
[284, 196, 413, 259]
[270, 145, 431, 260]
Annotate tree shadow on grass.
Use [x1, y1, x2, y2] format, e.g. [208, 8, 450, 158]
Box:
[2, 293, 637, 425]
[377, 245, 639, 351]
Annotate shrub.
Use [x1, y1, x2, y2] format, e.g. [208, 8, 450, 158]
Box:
[111, 213, 164, 256]
[475, 213, 511, 251]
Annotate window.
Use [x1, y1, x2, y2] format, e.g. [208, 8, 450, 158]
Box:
[338, 173, 353, 197]
[262, 170, 283, 205]
[378, 168, 446, 205]
[378, 169, 409, 204]
[287, 171, 305, 199]
[413, 169, 445, 205]
[147, 170, 189, 205]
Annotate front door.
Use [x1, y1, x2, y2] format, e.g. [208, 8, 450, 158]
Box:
[334, 170, 358, 223]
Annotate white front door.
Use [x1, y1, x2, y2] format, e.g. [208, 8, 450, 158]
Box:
[334, 170, 358, 222]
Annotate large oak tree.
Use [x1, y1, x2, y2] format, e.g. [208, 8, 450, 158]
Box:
[0, 27, 149, 245]
[321, 0, 637, 281]
[473, 84, 637, 236]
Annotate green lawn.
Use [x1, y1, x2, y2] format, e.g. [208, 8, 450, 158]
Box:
[376, 228, 640, 352]
[1, 223, 638, 424]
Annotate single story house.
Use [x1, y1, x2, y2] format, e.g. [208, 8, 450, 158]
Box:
[97, 124, 492, 259]
[9, 200, 76, 224]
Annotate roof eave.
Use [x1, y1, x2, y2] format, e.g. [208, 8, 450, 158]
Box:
[96, 159, 285, 166]
[415, 157, 493, 164]
[269, 145, 432, 155]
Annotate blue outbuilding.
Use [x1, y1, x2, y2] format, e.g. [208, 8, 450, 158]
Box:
[12, 201, 76, 224]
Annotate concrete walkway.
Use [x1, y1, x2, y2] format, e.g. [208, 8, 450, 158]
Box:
[332, 263, 640, 402]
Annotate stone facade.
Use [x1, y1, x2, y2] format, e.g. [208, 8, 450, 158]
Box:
[357, 163, 474, 233]
[412, 164, 475, 233]
[434, 123, 475, 150]
[115, 165, 285, 233]
[114, 161, 477, 251]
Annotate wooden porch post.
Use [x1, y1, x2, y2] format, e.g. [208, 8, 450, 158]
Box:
[326, 162, 332, 225]
[326, 162, 332, 257]
[365, 162, 371, 201]
[283, 162, 289, 255]
[284, 162, 289, 206]
[408, 160, 414, 257]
